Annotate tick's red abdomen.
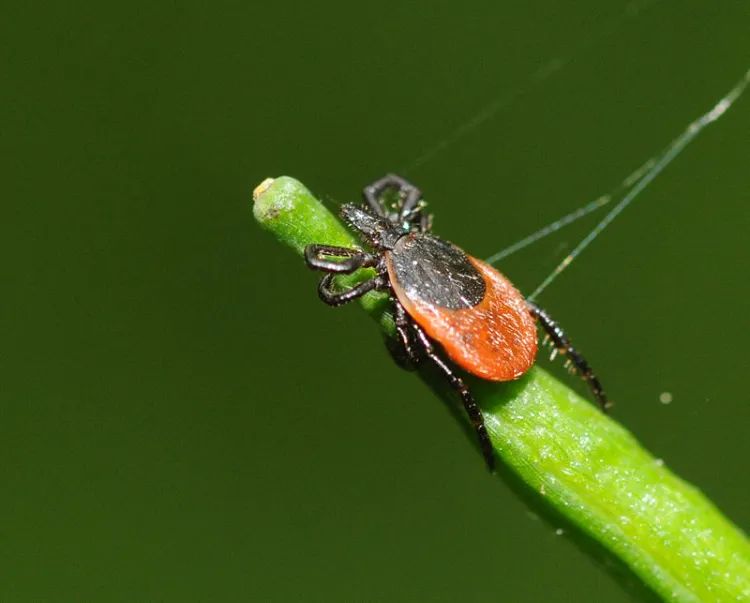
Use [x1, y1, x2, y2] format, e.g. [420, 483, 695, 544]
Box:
[388, 254, 538, 381]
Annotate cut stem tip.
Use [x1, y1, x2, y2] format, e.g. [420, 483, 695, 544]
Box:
[253, 177, 276, 202]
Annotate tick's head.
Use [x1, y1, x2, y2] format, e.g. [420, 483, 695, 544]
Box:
[340, 204, 404, 250]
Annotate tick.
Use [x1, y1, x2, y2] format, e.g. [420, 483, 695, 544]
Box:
[305, 174, 609, 470]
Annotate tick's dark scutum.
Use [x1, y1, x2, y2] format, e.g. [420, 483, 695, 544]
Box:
[387, 233, 486, 310]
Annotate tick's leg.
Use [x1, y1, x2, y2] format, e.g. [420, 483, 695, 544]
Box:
[399, 189, 423, 223]
[527, 301, 611, 412]
[419, 212, 433, 233]
[386, 300, 424, 370]
[318, 273, 387, 307]
[305, 244, 379, 274]
[411, 322, 495, 471]
[363, 173, 422, 221]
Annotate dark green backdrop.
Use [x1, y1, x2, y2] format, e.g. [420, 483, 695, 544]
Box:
[2, 1, 748, 601]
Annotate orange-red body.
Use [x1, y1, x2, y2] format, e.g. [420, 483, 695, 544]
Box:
[387, 254, 538, 381]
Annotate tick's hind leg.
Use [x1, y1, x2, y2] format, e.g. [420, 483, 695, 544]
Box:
[410, 321, 495, 471]
[386, 300, 424, 371]
[527, 301, 611, 412]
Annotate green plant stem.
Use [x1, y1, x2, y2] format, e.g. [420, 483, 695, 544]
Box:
[253, 176, 750, 603]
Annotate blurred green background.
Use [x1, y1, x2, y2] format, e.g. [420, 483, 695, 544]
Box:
[2, 1, 748, 601]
